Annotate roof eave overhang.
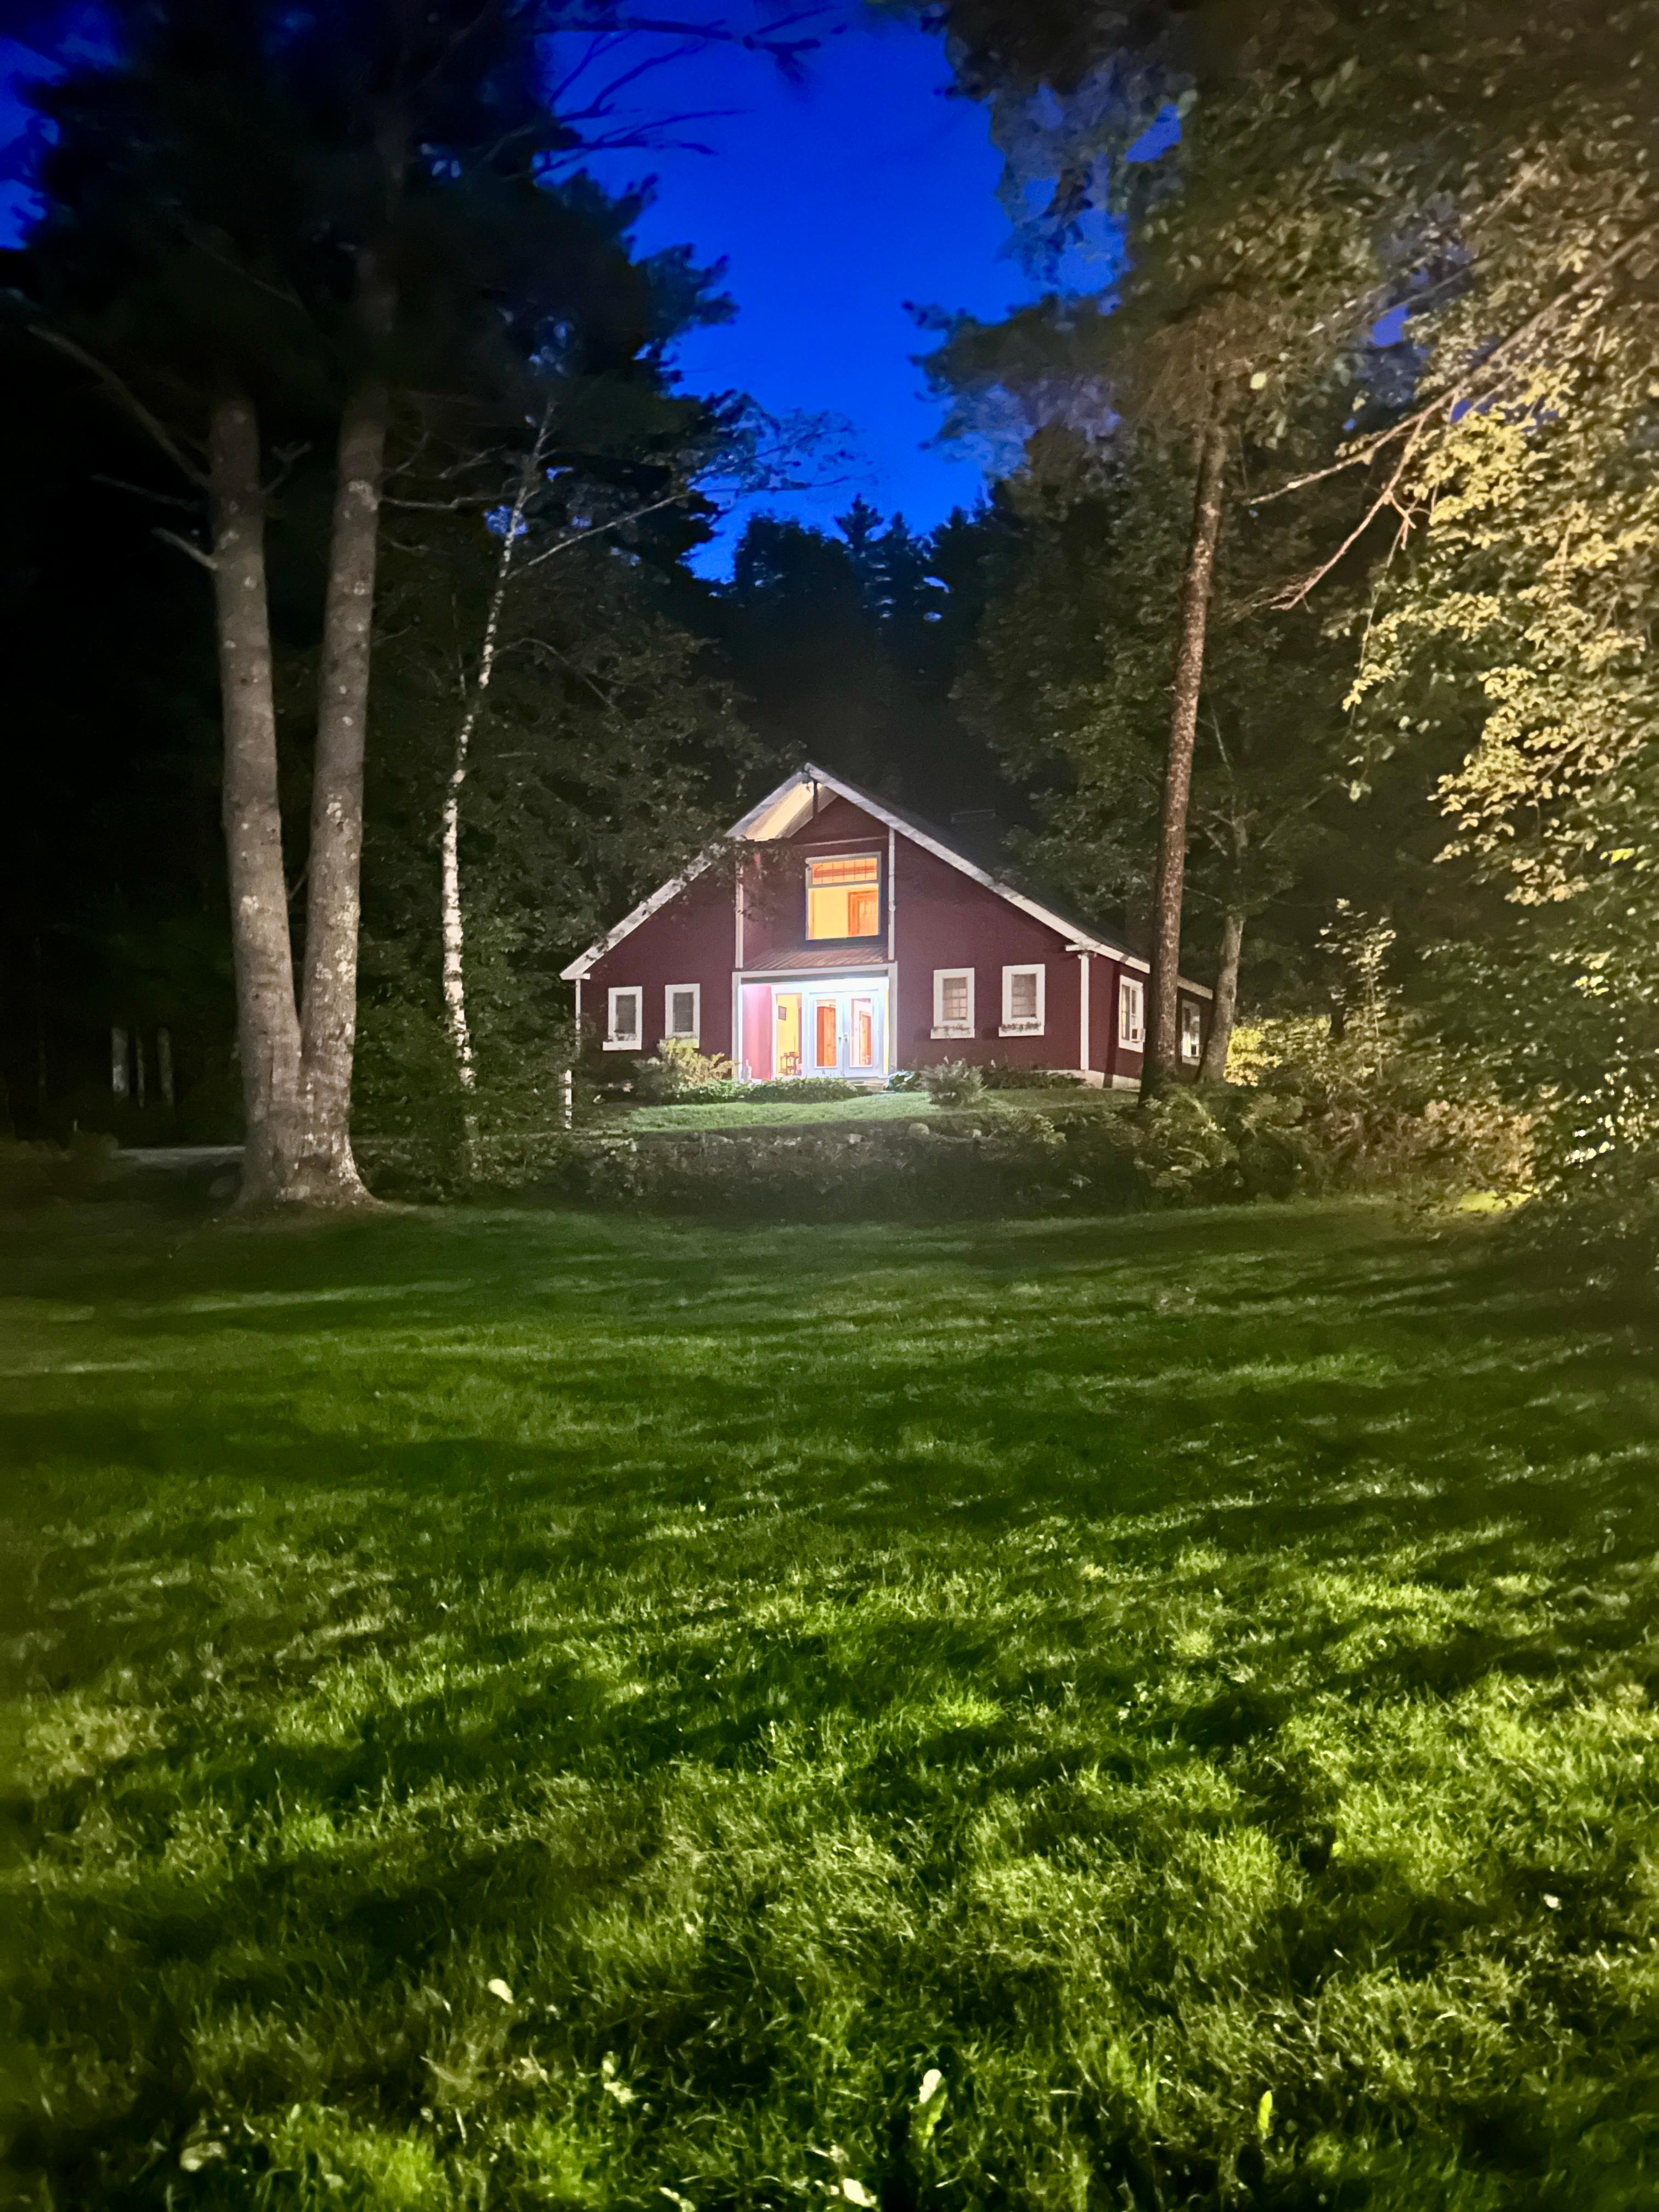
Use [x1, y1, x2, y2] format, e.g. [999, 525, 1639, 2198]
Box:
[559, 763, 1215, 999]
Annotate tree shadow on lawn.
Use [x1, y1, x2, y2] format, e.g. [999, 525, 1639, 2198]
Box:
[10, 1201, 1659, 2207]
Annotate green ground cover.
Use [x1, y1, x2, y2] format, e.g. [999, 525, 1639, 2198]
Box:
[607, 1092, 942, 1133]
[605, 1088, 1131, 1135]
[4, 1198, 1659, 2209]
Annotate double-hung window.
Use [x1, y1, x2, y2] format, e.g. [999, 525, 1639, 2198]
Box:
[1000, 963, 1045, 1035]
[932, 968, 975, 1039]
[605, 986, 643, 1051]
[664, 984, 701, 1045]
[1118, 975, 1146, 1050]
[1181, 1001, 1203, 1064]
[805, 854, 881, 940]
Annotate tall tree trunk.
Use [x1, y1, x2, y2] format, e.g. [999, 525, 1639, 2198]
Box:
[208, 389, 304, 1206]
[442, 404, 555, 1093]
[295, 370, 389, 1203]
[1144, 393, 1232, 1091]
[1198, 905, 1244, 1081]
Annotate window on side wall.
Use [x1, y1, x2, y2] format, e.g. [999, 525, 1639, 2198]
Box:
[805, 854, 881, 939]
[1001, 964, 1045, 1035]
[1181, 1000, 1203, 1064]
[932, 967, 974, 1038]
[605, 986, 642, 1051]
[1119, 975, 1145, 1049]
[664, 984, 700, 1045]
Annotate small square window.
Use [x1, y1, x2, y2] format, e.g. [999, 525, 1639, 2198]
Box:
[932, 967, 974, 1037]
[664, 984, 700, 1043]
[1001, 964, 1045, 1034]
[605, 986, 642, 1050]
[1119, 975, 1146, 1049]
[1181, 1001, 1203, 1063]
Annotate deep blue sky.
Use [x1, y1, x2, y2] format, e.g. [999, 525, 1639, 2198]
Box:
[1, 9, 1044, 571]
[558, 14, 1043, 567]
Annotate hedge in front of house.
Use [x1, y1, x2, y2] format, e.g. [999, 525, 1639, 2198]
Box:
[360, 1069, 1520, 1216]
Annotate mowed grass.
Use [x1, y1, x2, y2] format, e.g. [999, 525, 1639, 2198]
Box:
[4, 1198, 1659, 2210]
[607, 1087, 1133, 1133]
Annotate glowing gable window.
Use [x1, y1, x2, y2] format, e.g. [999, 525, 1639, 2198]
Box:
[805, 854, 881, 939]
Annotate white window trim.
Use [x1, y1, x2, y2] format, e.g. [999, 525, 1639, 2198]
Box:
[1000, 962, 1046, 1036]
[931, 966, 975, 1039]
[663, 982, 701, 1046]
[1180, 999, 1202, 1063]
[604, 985, 644, 1051]
[1118, 974, 1146, 1050]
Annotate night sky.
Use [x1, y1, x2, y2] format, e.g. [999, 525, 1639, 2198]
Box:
[1, 8, 1049, 569]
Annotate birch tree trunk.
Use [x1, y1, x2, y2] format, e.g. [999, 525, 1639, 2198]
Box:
[1198, 905, 1245, 1081]
[209, 388, 304, 1206]
[295, 369, 389, 1202]
[1144, 394, 1232, 1091]
[441, 410, 553, 1093]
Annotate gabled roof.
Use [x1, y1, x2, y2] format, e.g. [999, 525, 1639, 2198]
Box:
[562, 763, 1211, 997]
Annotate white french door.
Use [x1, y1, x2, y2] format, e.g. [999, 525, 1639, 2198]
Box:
[803, 985, 885, 1077]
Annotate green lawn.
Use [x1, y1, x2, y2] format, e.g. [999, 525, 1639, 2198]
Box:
[605, 1087, 1132, 1134]
[5, 1197, 1659, 2210]
[607, 1090, 943, 1133]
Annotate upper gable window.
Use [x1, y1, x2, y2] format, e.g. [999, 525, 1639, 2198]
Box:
[805, 854, 881, 940]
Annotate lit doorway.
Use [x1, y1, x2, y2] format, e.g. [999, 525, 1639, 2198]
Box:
[741, 978, 888, 1081]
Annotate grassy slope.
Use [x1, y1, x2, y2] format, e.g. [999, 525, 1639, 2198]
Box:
[4, 1199, 1659, 2211]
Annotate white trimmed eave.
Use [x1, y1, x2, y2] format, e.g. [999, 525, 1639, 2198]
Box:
[558, 848, 720, 981]
[558, 764, 1214, 1001]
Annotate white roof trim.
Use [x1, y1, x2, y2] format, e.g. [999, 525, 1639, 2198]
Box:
[560, 765, 1213, 999]
[558, 847, 721, 980]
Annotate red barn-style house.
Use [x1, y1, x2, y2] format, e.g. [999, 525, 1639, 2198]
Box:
[562, 765, 1211, 1086]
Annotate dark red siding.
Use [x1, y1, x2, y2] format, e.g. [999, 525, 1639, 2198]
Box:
[583, 864, 736, 1058]
[741, 795, 891, 970]
[891, 835, 1082, 1073]
[578, 796, 1210, 1080]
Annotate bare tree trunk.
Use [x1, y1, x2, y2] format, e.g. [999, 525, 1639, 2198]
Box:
[441, 407, 554, 1094]
[1144, 393, 1232, 1091]
[295, 370, 389, 1204]
[208, 390, 304, 1206]
[1199, 906, 1244, 1081]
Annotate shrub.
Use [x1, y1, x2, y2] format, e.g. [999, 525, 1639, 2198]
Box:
[1228, 1016, 1531, 1198]
[978, 1063, 1085, 1091]
[1502, 1144, 1659, 1293]
[0, 1134, 121, 1209]
[922, 1060, 985, 1107]
[633, 1039, 737, 1102]
[740, 1077, 866, 1103]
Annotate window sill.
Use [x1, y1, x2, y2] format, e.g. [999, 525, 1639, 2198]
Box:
[1118, 1040, 1144, 1054]
[999, 1023, 1045, 1037]
[602, 1037, 642, 1052]
[930, 1025, 974, 1040]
